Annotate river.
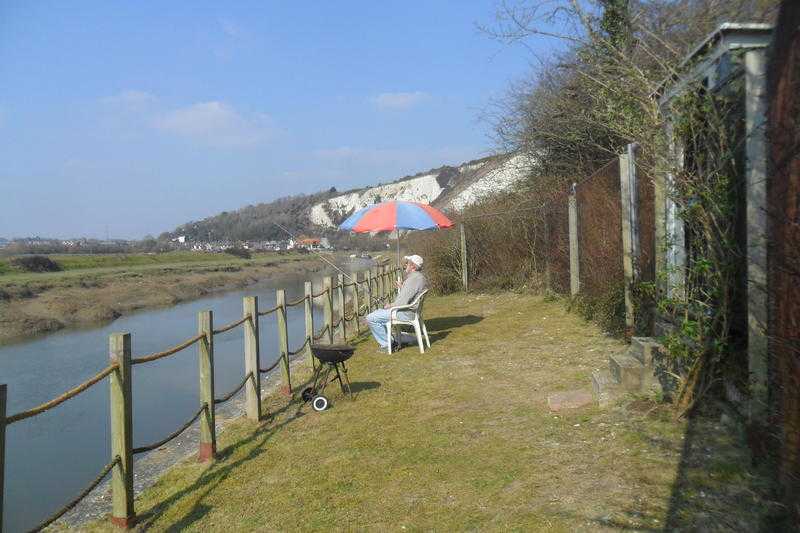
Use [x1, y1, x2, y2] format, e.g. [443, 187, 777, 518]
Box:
[0, 260, 374, 532]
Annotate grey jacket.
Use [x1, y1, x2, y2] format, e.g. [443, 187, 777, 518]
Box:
[392, 270, 428, 307]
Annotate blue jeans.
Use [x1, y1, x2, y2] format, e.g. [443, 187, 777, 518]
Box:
[366, 309, 412, 348]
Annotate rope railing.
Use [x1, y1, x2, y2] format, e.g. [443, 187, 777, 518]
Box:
[212, 315, 250, 335]
[286, 295, 309, 307]
[3, 268, 396, 529]
[259, 357, 282, 374]
[287, 337, 311, 356]
[133, 404, 208, 455]
[132, 333, 205, 365]
[214, 373, 254, 405]
[29, 455, 121, 533]
[312, 324, 330, 340]
[6, 364, 118, 425]
[258, 304, 280, 317]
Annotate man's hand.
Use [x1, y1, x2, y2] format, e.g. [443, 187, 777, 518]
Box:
[395, 279, 402, 289]
[384, 303, 391, 310]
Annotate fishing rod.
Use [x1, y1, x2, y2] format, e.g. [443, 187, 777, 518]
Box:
[272, 222, 360, 283]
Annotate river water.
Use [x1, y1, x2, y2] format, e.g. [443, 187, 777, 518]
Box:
[1, 260, 373, 532]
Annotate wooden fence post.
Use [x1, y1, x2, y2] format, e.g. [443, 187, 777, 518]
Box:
[460, 223, 468, 292]
[197, 311, 216, 461]
[276, 290, 292, 395]
[109, 332, 135, 528]
[323, 276, 334, 344]
[304, 282, 315, 366]
[337, 274, 347, 341]
[353, 271, 361, 334]
[569, 183, 581, 296]
[369, 268, 377, 312]
[0, 384, 6, 532]
[243, 297, 261, 421]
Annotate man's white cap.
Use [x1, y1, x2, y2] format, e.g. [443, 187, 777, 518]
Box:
[404, 254, 423, 268]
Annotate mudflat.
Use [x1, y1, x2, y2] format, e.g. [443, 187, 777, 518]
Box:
[0, 252, 332, 345]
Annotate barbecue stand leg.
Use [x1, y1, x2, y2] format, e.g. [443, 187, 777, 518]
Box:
[340, 362, 354, 400]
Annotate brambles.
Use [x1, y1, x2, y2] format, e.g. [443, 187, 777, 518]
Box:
[10, 255, 62, 272]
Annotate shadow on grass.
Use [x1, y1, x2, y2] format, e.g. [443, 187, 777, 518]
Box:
[135, 379, 316, 531]
[662, 405, 786, 531]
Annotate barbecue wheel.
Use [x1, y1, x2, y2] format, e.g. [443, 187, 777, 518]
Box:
[312, 395, 329, 412]
[301, 387, 315, 402]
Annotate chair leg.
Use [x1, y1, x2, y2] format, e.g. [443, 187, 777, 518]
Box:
[386, 321, 393, 354]
[414, 320, 424, 354]
[422, 321, 431, 347]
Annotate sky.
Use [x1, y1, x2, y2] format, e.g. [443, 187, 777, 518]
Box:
[0, 1, 561, 239]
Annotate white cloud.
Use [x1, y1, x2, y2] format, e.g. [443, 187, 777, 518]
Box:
[372, 91, 430, 110]
[101, 90, 156, 107]
[154, 101, 271, 148]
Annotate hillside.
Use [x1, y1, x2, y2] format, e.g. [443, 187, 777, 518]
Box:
[165, 152, 531, 242]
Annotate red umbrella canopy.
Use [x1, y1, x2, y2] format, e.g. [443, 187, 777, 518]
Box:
[339, 201, 453, 233]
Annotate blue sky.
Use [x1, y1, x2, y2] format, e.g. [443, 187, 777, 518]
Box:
[1, 1, 559, 239]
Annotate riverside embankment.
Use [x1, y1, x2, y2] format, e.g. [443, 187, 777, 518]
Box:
[79, 292, 775, 531]
[0, 252, 335, 345]
[1, 257, 375, 532]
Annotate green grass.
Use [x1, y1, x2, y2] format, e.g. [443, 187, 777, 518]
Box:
[0, 251, 308, 284]
[71, 292, 778, 531]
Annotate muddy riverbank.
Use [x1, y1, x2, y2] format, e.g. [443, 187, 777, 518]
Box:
[0, 255, 336, 346]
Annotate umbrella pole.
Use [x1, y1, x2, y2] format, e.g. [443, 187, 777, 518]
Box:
[396, 229, 401, 280]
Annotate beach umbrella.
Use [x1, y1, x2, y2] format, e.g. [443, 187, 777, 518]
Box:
[339, 201, 454, 268]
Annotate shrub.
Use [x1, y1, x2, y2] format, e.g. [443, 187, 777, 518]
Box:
[225, 247, 252, 260]
[10, 255, 62, 272]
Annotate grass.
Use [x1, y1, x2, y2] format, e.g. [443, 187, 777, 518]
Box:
[79, 293, 777, 531]
[0, 251, 308, 282]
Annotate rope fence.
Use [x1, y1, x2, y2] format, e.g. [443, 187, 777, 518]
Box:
[29, 456, 121, 533]
[313, 324, 330, 340]
[212, 315, 249, 335]
[258, 304, 280, 317]
[133, 404, 208, 454]
[286, 295, 309, 307]
[0, 265, 402, 531]
[131, 333, 204, 365]
[287, 337, 311, 356]
[259, 357, 283, 374]
[5, 364, 118, 425]
[214, 373, 253, 405]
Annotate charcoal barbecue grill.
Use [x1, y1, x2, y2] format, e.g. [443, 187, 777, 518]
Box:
[302, 344, 354, 411]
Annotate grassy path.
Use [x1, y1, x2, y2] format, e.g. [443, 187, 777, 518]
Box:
[82, 293, 771, 531]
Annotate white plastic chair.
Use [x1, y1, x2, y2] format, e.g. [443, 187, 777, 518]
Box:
[386, 289, 431, 354]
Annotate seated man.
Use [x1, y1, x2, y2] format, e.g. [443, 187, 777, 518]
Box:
[366, 254, 428, 352]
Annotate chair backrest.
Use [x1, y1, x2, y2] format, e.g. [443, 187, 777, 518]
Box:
[411, 289, 429, 317]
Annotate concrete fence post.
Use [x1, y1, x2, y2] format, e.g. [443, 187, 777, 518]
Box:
[243, 297, 261, 420]
[744, 48, 769, 425]
[619, 152, 636, 334]
[109, 332, 135, 528]
[323, 276, 334, 344]
[0, 384, 6, 532]
[568, 183, 580, 296]
[460, 223, 468, 292]
[337, 274, 347, 341]
[198, 311, 216, 461]
[304, 282, 315, 367]
[276, 290, 292, 395]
